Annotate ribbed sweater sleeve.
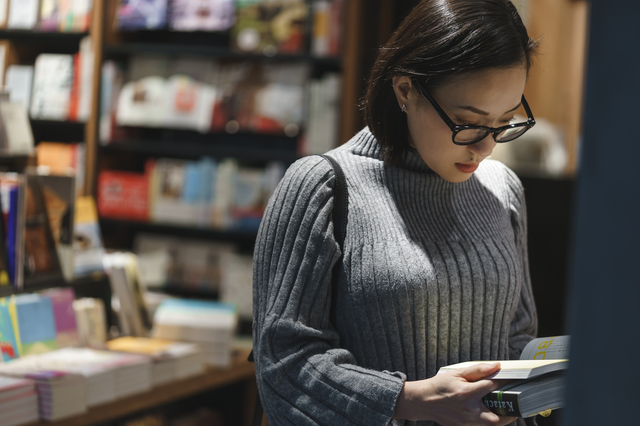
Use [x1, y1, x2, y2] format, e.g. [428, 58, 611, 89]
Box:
[252, 155, 405, 426]
[505, 169, 538, 360]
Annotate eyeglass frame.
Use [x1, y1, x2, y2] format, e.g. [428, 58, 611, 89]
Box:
[413, 82, 536, 146]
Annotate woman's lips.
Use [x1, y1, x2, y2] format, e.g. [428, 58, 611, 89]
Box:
[455, 163, 479, 173]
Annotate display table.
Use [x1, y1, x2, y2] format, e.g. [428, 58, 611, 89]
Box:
[24, 348, 256, 426]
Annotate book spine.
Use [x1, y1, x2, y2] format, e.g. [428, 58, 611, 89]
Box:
[483, 392, 522, 417]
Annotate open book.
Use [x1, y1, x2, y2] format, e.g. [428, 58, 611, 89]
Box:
[437, 335, 570, 418]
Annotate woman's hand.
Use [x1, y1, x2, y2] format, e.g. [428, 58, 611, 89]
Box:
[393, 362, 517, 426]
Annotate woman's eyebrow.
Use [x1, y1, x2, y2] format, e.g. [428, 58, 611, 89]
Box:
[455, 102, 522, 116]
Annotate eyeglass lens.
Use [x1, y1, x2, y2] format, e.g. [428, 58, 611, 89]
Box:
[454, 125, 529, 144]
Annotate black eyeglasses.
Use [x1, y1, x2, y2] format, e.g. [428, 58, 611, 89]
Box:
[414, 83, 536, 146]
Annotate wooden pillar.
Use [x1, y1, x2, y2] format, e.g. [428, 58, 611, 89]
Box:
[83, 0, 105, 196]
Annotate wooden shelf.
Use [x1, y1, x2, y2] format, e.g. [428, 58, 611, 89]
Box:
[25, 348, 255, 426]
[0, 30, 88, 46]
[100, 134, 299, 163]
[100, 218, 258, 244]
[104, 42, 341, 67]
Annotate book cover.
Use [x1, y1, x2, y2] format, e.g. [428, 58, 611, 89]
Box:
[0, 0, 8, 27]
[97, 170, 149, 221]
[0, 94, 36, 156]
[0, 41, 19, 89]
[13, 293, 58, 356]
[73, 196, 105, 277]
[5, 65, 34, 111]
[39, 0, 60, 31]
[0, 303, 19, 361]
[42, 287, 79, 349]
[115, 76, 167, 128]
[23, 175, 64, 289]
[77, 37, 93, 122]
[72, 297, 107, 349]
[6, 0, 39, 29]
[231, 0, 308, 55]
[0, 182, 11, 290]
[162, 75, 216, 133]
[39, 175, 75, 282]
[169, 0, 235, 32]
[483, 372, 566, 418]
[30, 54, 74, 121]
[134, 233, 235, 295]
[116, 0, 168, 30]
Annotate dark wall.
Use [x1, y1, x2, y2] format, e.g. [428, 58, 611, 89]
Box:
[563, 1, 640, 425]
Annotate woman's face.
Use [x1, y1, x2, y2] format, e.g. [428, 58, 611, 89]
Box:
[392, 66, 528, 183]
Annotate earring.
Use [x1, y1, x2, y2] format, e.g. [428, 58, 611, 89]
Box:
[401, 104, 407, 113]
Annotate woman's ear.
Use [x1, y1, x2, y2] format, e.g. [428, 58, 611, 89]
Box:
[392, 76, 414, 110]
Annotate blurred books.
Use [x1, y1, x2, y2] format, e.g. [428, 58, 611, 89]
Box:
[151, 298, 237, 367]
[0, 376, 39, 426]
[107, 336, 205, 386]
[97, 156, 285, 231]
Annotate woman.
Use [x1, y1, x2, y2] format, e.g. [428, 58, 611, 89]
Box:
[253, 1, 539, 425]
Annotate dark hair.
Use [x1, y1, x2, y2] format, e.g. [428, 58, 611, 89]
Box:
[362, 0, 539, 164]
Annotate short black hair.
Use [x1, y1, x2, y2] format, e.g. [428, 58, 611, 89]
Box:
[362, 0, 539, 164]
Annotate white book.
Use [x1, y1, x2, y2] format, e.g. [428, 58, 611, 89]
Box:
[6, 0, 38, 29]
[77, 37, 93, 122]
[5, 65, 34, 111]
[30, 54, 74, 121]
[0, 96, 35, 156]
[0, 0, 8, 27]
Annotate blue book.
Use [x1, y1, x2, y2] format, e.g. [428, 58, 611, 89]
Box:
[7, 186, 18, 286]
[13, 294, 58, 356]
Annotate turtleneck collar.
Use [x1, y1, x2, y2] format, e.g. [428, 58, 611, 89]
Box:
[346, 127, 434, 174]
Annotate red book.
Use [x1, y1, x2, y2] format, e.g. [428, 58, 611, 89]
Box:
[97, 171, 149, 221]
[68, 53, 80, 122]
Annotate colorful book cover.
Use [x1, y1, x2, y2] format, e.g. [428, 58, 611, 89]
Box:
[39, 0, 59, 31]
[116, 0, 167, 30]
[23, 175, 64, 289]
[232, 0, 308, 55]
[169, 0, 235, 32]
[0, 303, 19, 361]
[73, 196, 105, 278]
[42, 288, 79, 349]
[13, 294, 58, 356]
[97, 170, 149, 221]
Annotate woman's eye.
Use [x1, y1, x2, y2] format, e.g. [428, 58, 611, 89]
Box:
[500, 117, 516, 125]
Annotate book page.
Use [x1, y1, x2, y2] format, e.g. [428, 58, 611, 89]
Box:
[520, 335, 570, 360]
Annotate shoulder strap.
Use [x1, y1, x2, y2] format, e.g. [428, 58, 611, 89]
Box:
[248, 154, 349, 426]
[320, 154, 348, 253]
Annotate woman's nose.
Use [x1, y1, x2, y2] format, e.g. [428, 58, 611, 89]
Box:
[468, 134, 497, 159]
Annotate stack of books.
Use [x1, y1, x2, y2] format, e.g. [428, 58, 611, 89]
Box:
[107, 336, 205, 386]
[0, 376, 39, 426]
[30, 371, 86, 421]
[151, 299, 237, 368]
[46, 348, 152, 399]
[25, 348, 117, 407]
[0, 361, 86, 421]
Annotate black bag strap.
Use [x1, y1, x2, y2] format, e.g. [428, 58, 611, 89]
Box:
[249, 154, 348, 426]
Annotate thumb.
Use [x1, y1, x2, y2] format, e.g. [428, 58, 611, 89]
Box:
[457, 362, 501, 382]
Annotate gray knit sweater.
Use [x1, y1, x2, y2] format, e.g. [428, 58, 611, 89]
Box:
[253, 128, 538, 426]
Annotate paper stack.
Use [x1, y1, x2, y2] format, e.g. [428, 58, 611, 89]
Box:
[151, 299, 238, 367]
[0, 376, 39, 426]
[0, 360, 86, 421]
[107, 336, 205, 386]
